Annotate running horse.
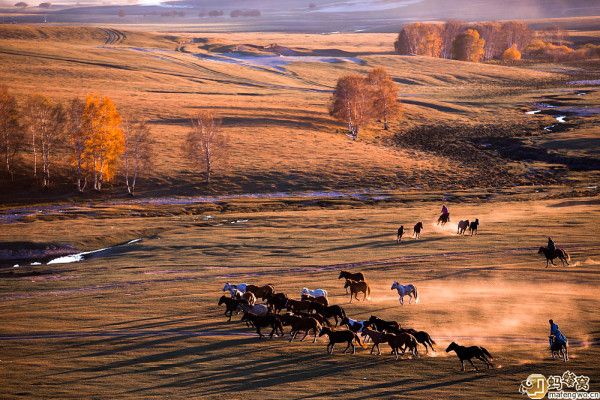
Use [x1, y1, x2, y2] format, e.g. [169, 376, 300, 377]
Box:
[538, 246, 570, 267]
[391, 281, 418, 305]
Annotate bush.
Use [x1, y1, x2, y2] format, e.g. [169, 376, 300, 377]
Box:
[14, 1, 27, 7]
[524, 39, 573, 62]
[38, 2, 51, 7]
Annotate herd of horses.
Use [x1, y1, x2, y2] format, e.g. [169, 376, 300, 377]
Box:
[215, 211, 573, 372]
[220, 271, 495, 372]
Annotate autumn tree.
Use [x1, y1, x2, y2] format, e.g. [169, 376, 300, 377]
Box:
[83, 95, 124, 191]
[329, 74, 374, 140]
[502, 44, 521, 61]
[65, 98, 89, 192]
[440, 20, 466, 59]
[122, 117, 153, 196]
[452, 29, 486, 62]
[0, 86, 23, 180]
[366, 67, 401, 130]
[184, 111, 227, 184]
[395, 22, 442, 57]
[23, 94, 65, 186]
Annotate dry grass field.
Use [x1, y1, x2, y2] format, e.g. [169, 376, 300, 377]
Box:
[1, 196, 599, 398]
[0, 19, 599, 399]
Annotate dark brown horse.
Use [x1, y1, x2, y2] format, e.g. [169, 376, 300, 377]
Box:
[437, 213, 450, 225]
[301, 294, 329, 307]
[538, 246, 570, 267]
[344, 279, 370, 302]
[218, 295, 246, 322]
[468, 218, 479, 235]
[241, 312, 284, 339]
[361, 327, 389, 355]
[266, 292, 288, 313]
[389, 327, 436, 354]
[413, 222, 423, 239]
[289, 317, 322, 343]
[319, 327, 363, 354]
[386, 332, 419, 359]
[457, 220, 469, 235]
[366, 316, 400, 332]
[446, 342, 494, 371]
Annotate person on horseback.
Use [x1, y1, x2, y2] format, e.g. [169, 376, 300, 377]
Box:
[547, 237, 556, 254]
[548, 319, 567, 347]
[441, 204, 449, 217]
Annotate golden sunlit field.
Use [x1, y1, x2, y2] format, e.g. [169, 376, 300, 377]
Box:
[0, 18, 599, 400]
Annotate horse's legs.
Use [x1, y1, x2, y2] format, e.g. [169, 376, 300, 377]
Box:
[399, 296, 404, 305]
[468, 359, 478, 371]
[343, 342, 351, 354]
[349, 292, 353, 303]
[408, 294, 413, 304]
[313, 330, 318, 343]
[300, 330, 309, 342]
[363, 291, 367, 301]
[328, 343, 333, 354]
[352, 342, 356, 355]
[460, 360, 465, 371]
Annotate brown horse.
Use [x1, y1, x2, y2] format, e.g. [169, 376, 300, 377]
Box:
[246, 284, 275, 301]
[437, 213, 450, 225]
[344, 279, 371, 302]
[538, 246, 570, 267]
[389, 327, 436, 354]
[266, 292, 288, 313]
[361, 327, 389, 355]
[339, 270, 365, 293]
[413, 222, 423, 239]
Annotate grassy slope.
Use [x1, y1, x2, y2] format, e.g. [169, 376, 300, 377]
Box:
[1, 25, 598, 202]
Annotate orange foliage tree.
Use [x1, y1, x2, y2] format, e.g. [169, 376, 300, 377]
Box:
[329, 74, 374, 140]
[367, 67, 401, 130]
[452, 29, 486, 62]
[502, 44, 522, 61]
[83, 94, 124, 191]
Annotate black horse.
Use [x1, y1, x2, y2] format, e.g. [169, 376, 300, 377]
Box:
[437, 213, 450, 225]
[446, 342, 494, 371]
[468, 219, 479, 235]
[397, 225, 404, 243]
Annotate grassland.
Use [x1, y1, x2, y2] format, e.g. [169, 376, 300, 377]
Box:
[1, 196, 599, 398]
[0, 21, 599, 399]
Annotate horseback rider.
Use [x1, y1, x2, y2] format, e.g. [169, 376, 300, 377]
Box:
[549, 319, 567, 347]
[441, 204, 449, 217]
[547, 237, 556, 254]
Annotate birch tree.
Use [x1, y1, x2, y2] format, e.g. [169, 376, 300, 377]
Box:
[122, 117, 153, 196]
[184, 111, 227, 184]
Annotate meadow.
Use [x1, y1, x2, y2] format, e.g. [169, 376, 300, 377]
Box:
[0, 20, 599, 399]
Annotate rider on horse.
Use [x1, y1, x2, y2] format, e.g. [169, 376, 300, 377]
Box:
[549, 319, 567, 348]
[548, 237, 556, 254]
[441, 205, 449, 217]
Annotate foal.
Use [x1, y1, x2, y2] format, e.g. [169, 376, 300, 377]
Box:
[344, 279, 370, 302]
[319, 327, 363, 355]
[446, 342, 494, 371]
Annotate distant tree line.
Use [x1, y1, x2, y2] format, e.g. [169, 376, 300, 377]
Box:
[329, 67, 401, 140]
[0, 88, 228, 194]
[394, 21, 600, 63]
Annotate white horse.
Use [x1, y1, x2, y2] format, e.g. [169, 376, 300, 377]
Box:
[391, 281, 418, 305]
[223, 282, 247, 297]
[301, 287, 328, 298]
[240, 303, 268, 316]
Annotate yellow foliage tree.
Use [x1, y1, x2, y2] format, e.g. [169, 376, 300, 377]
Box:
[82, 94, 124, 191]
[502, 44, 522, 61]
[452, 29, 486, 62]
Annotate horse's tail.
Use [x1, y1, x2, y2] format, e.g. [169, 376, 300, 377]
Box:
[354, 333, 367, 348]
[414, 286, 418, 304]
[480, 346, 493, 360]
[427, 334, 436, 345]
[367, 284, 371, 299]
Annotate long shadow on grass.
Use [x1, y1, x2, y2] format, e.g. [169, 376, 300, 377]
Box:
[316, 236, 447, 253]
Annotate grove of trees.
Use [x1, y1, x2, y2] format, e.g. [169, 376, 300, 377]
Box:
[395, 20, 600, 63]
[0, 87, 155, 194]
[330, 67, 401, 139]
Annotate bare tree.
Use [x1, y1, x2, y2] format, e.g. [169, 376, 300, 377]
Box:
[122, 117, 153, 196]
[367, 67, 401, 130]
[329, 74, 374, 140]
[65, 98, 88, 192]
[40, 103, 66, 188]
[0, 86, 22, 180]
[184, 111, 227, 184]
